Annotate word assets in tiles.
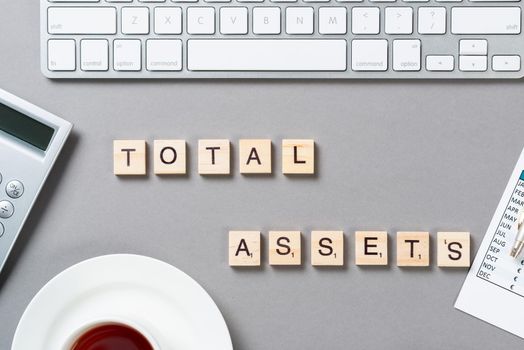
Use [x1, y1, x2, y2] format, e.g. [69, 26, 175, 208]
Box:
[113, 139, 314, 175]
[229, 231, 471, 268]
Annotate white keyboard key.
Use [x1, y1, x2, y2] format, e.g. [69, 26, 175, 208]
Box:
[154, 7, 182, 34]
[492, 55, 521, 71]
[418, 7, 446, 34]
[271, 0, 297, 2]
[451, 7, 521, 34]
[80, 39, 108, 71]
[220, 7, 248, 34]
[253, 7, 281, 34]
[122, 7, 150, 34]
[459, 39, 487, 55]
[114, 40, 141, 71]
[426, 55, 454, 71]
[238, 0, 263, 2]
[370, 0, 395, 2]
[459, 56, 487, 71]
[351, 39, 387, 71]
[48, 40, 76, 71]
[436, 0, 461, 2]
[393, 39, 420, 71]
[471, 0, 519, 2]
[319, 7, 347, 34]
[385, 7, 412, 34]
[48, 7, 116, 34]
[139, 0, 166, 2]
[187, 39, 346, 71]
[336, 0, 363, 2]
[303, 0, 329, 2]
[106, 0, 133, 2]
[286, 7, 314, 34]
[403, 0, 429, 2]
[146, 40, 182, 71]
[187, 7, 215, 34]
[172, 0, 197, 3]
[352, 7, 380, 34]
[49, 0, 99, 2]
[205, 0, 231, 3]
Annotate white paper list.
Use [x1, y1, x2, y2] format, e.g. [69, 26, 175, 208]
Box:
[476, 172, 524, 296]
[456, 147, 524, 339]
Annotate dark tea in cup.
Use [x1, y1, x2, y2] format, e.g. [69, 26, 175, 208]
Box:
[70, 323, 155, 350]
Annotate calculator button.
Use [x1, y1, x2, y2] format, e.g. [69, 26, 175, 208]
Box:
[0, 201, 14, 219]
[0, 223, 3, 237]
[6, 180, 24, 199]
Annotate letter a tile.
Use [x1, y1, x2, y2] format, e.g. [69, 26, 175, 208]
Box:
[239, 139, 272, 174]
[229, 231, 261, 266]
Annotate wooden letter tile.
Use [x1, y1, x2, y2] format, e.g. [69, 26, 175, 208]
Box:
[229, 231, 261, 266]
[239, 139, 272, 174]
[198, 139, 230, 175]
[311, 231, 344, 266]
[437, 232, 470, 267]
[269, 231, 301, 265]
[153, 140, 186, 175]
[113, 140, 146, 175]
[355, 231, 388, 266]
[397, 232, 430, 267]
[282, 139, 315, 175]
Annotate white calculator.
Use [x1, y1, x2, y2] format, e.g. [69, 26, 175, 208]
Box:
[0, 89, 72, 273]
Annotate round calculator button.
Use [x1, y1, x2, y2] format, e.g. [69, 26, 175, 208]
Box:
[6, 180, 24, 199]
[0, 201, 14, 219]
[0, 223, 3, 237]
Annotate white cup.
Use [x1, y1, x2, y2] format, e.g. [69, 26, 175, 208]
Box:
[61, 317, 160, 350]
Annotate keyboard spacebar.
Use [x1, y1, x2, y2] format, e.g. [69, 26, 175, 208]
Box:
[187, 40, 347, 71]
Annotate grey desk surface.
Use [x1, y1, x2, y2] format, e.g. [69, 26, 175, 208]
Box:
[1, 2, 524, 349]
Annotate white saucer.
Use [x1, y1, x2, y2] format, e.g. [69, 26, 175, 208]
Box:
[12, 254, 233, 350]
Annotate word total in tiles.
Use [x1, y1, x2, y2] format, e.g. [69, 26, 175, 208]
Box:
[228, 231, 471, 268]
[113, 139, 315, 175]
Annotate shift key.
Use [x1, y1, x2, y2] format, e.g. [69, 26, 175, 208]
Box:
[48, 7, 117, 35]
[451, 7, 521, 34]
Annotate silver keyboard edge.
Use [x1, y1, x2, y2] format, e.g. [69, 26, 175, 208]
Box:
[40, 1, 524, 79]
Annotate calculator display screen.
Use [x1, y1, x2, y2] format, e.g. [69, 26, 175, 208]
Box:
[0, 102, 54, 151]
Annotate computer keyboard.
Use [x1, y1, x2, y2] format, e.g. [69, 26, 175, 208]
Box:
[41, 0, 523, 79]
